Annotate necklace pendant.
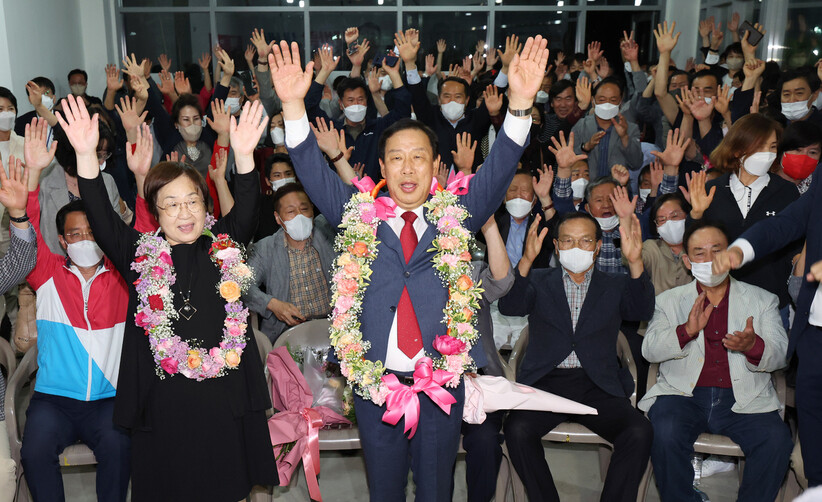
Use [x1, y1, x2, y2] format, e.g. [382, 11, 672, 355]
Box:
[179, 300, 197, 320]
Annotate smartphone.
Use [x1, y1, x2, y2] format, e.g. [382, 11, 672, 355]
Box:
[372, 53, 399, 67]
[738, 21, 764, 47]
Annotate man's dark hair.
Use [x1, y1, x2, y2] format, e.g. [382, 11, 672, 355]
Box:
[378, 118, 439, 161]
[571, 52, 586, 65]
[265, 153, 294, 179]
[56, 200, 86, 236]
[691, 70, 719, 88]
[649, 193, 691, 237]
[272, 182, 308, 214]
[781, 120, 822, 152]
[337, 78, 369, 101]
[549, 80, 574, 102]
[683, 219, 730, 254]
[777, 68, 821, 94]
[554, 211, 603, 242]
[437, 76, 470, 96]
[722, 42, 743, 58]
[667, 70, 692, 89]
[593, 76, 624, 98]
[171, 93, 203, 124]
[67, 69, 88, 83]
[0, 87, 17, 110]
[26, 77, 55, 97]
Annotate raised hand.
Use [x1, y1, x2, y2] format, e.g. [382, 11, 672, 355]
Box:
[54, 96, 99, 157]
[229, 100, 267, 159]
[620, 31, 639, 63]
[585, 130, 607, 152]
[750, 90, 762, 114]
[406, 28, 420, 48]
[472, 53, 486, 76]
[395, 30, 421, 67]
[217, 48, 235, 78]
[437, 38, 447, 54]
[114, 96, 148, 132]
[522, 214, 549, 265]
[461, 56, 472, 76]
[451, 132, 476, 174]
[727, 12, 740, 33]
[158, 70, 174, 95]
[244, 44, 257, 67]
[316, 43, 340, 79]
[486, 47, 499, 67]
[684, 170, 715, 219]
[105, 64, 123, 91]
[483, 84, 503, 116]
[743, 58, 765, 83]
[208, 148, 229, 185]
[619, 213, 643, 267]
[198, 52, 212, 70]
[0, 156, 29, 212]
[174, 71, 192, 95]
[349, 38, 370, 67]
[532, 164, 554, 204]
[596, 57, 611, 79]
[129, 75, 148, 102]
[741, 23, 766, 59]
[25, 81, 43, 108]
[610, 164, 630, 187]
[268, 40, 315, 106]
[611, 114, 629, 138]
[367, 67, 381, 94]
[344, 27, 359, 46]
[251, 28, 271, 60]
[715, 84, 732, 116]
[311, 117, 352, 160]
[126, 122, 154, 180]
[650, 128, 691, 167]
[548, 131, 588, 170]
[724, 316, 757, 352]
[141, 58, 152, 79]
[165, 151, 187, 164]
[649, 160, 664, 193]
[582, 57, 597, 78]
[710, 22, 724, 51]
[654, 21, 681, 54]
[435, 161, 449, 189]
[684, 292, 715, 337]
[500, 34, 521, 71]
[158, 53, 172, 72]
[587, 41, 603, 63]
[576, 76, 593, 110]
[689, 96, 715, 121]
[610, 184, 636, 220]
[699, 18, 714, 42]
[206, 99, 230, 140]
[425, 54, 437, 76]
[675, 87, 695, 116]
[24, 117, 58, 174]
[353, 162, 365, 180]
[507, 35, 549, 110]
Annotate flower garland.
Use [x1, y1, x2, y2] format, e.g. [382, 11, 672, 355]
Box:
[131, 220, 254, 381]
[329, 177, 484, 406]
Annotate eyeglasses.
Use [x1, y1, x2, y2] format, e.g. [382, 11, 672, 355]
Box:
[64, 231, 93, 242]
[557, 237, 596, 249]
[157, 198, 204, 217]
[654, 211, 685, 225]
[97, 151, 112, 161]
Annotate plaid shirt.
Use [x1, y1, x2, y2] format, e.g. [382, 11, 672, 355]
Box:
[636, 174, 679, 214]
[557, 267, 594, 368]
[287, 238, 332, 319]
[597, 229, 628, 275]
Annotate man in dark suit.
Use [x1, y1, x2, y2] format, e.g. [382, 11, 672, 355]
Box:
[715, 171, 822, 487]
[270, 35, 549, 501]
[499, 211, 654, 502]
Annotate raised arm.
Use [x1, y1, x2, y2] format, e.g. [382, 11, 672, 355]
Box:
[653, 22, 682, 125]
[0, 158, 36, 294]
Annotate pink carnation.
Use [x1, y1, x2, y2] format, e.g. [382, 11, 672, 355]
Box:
[437, 216, 459, 231]
[159, 252, 173, 265]
[440, 254, 460, 267]
[369, 384, 391, 406]
[135, 311, 150, 328]
[445, 206, 465, 218]
[335, 295, 355, 313]
[160, 357, 179, 374]
[338, 279, 358, 296]
[343, 262, 361, 278]
[433, 335, 467, 355]
[456, 322, 473, 335]
[209, 347, 225, 366]
[438, 236, 459, 251]
[228, 326, 243, 337]
[215, 247, 241, 262]
[332, 313, 350, 329]
[157, 338, 173, 351]
[151, 266, 165, 279]
[358, 203, 377, 223]
[445, 354, 464, 374]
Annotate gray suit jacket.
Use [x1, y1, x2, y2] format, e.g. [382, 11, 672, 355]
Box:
[571, 114, 644, 178]
[245, 216, 336, 342]
[640, 278, 788, 414]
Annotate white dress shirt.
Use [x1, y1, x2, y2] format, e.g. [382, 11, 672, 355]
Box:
[729, 172, 769, 219]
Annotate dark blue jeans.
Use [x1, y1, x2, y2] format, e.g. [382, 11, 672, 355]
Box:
[648, 387, 792, 502]
[21, 392, 131, 502]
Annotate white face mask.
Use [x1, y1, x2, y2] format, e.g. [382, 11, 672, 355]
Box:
[70, 84, 87, 96]
[535, 91, 549, 104]
[594, 102, 619, 120]
[441, 101, 466, 122]
[40, 94, 54, 111]
[689, 260, 728, 288]
[639, 188, 652, 200]
[571, 178, 589, 199]
[270, 126, 285, 146]
[271, 177, 296, 192]
[282, 214, 313, 241]
[343, 104, 367, 123]
[558, 248, 595, 274]
[742, 151, 777, 177]
[226, 97, 241, 115]
[379, 75, 393, 91]
[99, 160, 107, 171]
[657, 218, 686, 245]
[0, 111, 16, 132]
[505, 198, 533, 219]
[704, 97, 713, 105]
[178, 123, 203, 143]
[726, 57, 744, 71]
[66, 240, 104, 267]
[782, 100, 811, 121]
[594, 215, 619, 232]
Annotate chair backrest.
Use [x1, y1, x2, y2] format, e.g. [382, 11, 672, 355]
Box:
[274, 319, 332, 350]
[506, 325, 529, 379]
[5, 346, 39, 465]
[0, 338, 16, 381]
[253, 327, 273, 365]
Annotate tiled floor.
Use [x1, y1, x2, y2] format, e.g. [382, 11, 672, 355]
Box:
[61, 443, 743, 501]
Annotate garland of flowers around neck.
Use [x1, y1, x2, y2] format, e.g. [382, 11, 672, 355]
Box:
[131, 214, 254, 381]
[329, 178, 484, 406]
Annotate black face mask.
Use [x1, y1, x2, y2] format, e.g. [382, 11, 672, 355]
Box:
[669, 88, 683, 100]
[569, 71, 581, 83]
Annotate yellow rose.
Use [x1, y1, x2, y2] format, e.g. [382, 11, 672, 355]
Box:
[338, 333, 355, 346]
[187, 350, 202, 370]
[225, 350, 241, 368]
[337, 253, 353, 267]
[219, 280, 241, 303]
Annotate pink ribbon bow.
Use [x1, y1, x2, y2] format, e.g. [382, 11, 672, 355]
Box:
[267, 347, 351, 502]
[381, 357, 457, 438]
[352, 176, 376, 194]
[429, 171, 475, 195]
[374, 196, 397, 220]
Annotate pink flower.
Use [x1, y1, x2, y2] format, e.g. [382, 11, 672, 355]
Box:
[215, 247, 241, 262]
[445, 353, 465, 374]
[437, 216, 459, 231]
[228, 326, 243, 337]
[332, 313, 350, 329]
[333, 271, 345, 283]
[343, 262, 361, 278]
[335, 295, 355, 313]
[160, 357, 179, 374]
[456, 322, 473, 335]
[151, 266, 165, 279]
[445, 206, 465, 218]
[433, 335, 467, 355]
[340, 362, 350, 378]
[440, 254, 460, 267]
[157, 338, 173, 351]
[159, 252, 173, 265]
[358, 203, 377, 223]
[209, 347, 225, 366]
[438, 236, 459, 251]
[338, 279, 358, 296]
[135, 312, 149, 328]
[369, 384, 390, 406]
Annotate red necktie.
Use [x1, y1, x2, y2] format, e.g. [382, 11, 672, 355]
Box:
[397, 212, 423, 358]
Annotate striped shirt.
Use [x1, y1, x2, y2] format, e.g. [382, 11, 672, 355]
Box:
[557, 267, 594, 369]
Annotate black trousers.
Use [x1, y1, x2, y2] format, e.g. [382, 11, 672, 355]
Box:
[503, 369, 652, 502]
[459, 411, 505, 502]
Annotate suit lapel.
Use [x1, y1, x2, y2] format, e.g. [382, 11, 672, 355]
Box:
[574, 270, 605, 335]
[376, 221, 403, 262]
[409, 208, 437, 265]
[549, 271, 574, 334]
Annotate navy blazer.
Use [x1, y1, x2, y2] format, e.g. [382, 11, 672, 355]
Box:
[498, 267, 655, 397]
[287, 122, 526, 367]
[737, 172, 822, 356]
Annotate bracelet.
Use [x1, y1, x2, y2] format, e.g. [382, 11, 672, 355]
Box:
[330, 151, 345, 163]
[542, 202, 554, 212]
[509, 107, 533, 117]
[9, 214, 29, 223]
[580, 142, 590, 153]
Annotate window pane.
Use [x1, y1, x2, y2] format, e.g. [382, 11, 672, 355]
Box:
[499, 0, 578, 4]
[124, 12, 211, 69]
[123, 0, 208, 6]
[584, 0, 657, 4]
[402, 11, 488, 68]
[309, 12, 397, 72]
[784, 7, 822, 68]
[496, 11, 577, 54]
[216, 0, 300, 5]
[216, 12, 305, 72]
[404, 0, 485, 5]
[311, 0, 396, 6]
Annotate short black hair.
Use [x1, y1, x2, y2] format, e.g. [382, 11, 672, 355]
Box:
[378, 118, 439, 161]
[571, 52, 586, 65]
[272, 182, 308, 213]
[67, 69, 88, 83]
[593, 76, 624, 98]
[778, 68, 821, 94]
[649, 193, 691, 237]
[438, 76, 470, 96]
[683, 219, 729, 254]
[667, 70, 692, 89]
[781, 120, 822, 151]
[171, 93, 203, 124]
[337, 78, 369, 101]
[0, 87, 17, 110]
[265, 153, 294, 178]
[56, 200, 86, 236]
[722, 42, 743, 58]
[691, 70, 719, 88]
[549, 79, 574, 102]
[554, 211, 603, 242]
[26, 77, 55, 97]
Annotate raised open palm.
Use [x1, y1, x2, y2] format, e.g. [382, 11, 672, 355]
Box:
[507, 35, 549, 108]
[229, 100, 268, 156]
[268, 41, 314, 104]
[55, 96, 99, 156]
[0, 156, 28, 211]
[24, 117, 58, 171]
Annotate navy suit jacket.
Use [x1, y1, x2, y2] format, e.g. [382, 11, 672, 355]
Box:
[737, 171, 822, 356]
[287, 122, 527, 368]
[499, 267, 655, 397]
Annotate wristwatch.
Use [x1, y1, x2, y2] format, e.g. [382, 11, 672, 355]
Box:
[9, 214, 29, 223]
[509, 107, 533, 117]
[330, 150, 345, 163]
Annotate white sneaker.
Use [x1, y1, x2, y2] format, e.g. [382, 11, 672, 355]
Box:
[700, 456, 735, 477]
